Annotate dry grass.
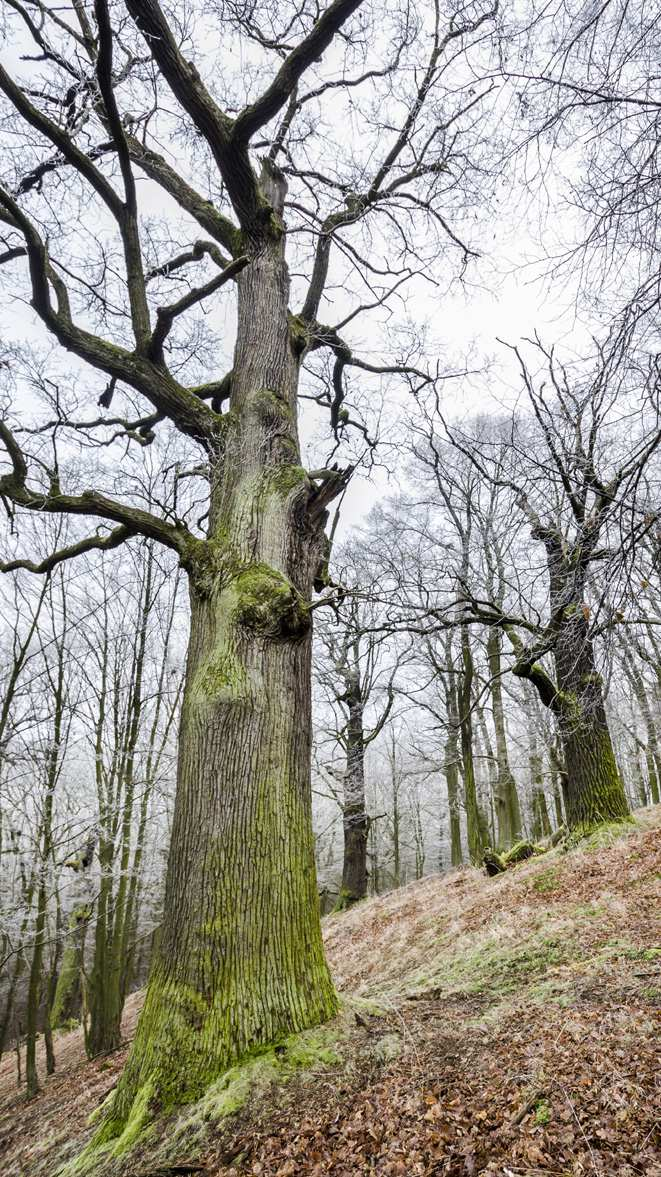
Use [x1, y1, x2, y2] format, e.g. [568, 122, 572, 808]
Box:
[0, 806, 659, 1177]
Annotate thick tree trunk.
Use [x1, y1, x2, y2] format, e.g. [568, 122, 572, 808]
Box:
[101, 174, 336, 1140]
[553, 612, 629, 829]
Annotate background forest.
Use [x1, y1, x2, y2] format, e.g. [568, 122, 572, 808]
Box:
[0, 0, 659, 1152]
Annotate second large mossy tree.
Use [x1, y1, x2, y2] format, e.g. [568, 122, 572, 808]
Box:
[444, 334, 661, 832]
[0, 0, 499, 1137]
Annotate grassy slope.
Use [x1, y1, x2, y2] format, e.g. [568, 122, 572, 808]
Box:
[1, 808, 659, 1177]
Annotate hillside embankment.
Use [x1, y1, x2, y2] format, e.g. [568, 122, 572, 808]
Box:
[1, 808, 659, 1176]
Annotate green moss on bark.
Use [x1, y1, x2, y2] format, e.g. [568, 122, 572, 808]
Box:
[564, 815, 636, 849]
[288, 312, 310, 356]
[194, 648, 248, 702]
[333, 886, 362, 912]
[68, 1007, 347, 1175]
[267, 464, 307, 497]
[50, 945, 80, 1030]
[234, 563, 309, 638]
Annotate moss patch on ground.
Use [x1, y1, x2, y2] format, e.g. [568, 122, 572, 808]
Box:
[403, 923, 576, 1005]
[563, 816, 637, 851]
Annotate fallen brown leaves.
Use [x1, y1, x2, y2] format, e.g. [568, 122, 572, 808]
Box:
[215, 976, 659, 1177]
[0, 812, 659, 1177]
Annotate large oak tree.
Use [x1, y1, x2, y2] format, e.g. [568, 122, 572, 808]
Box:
[0, 0, 499, 1143]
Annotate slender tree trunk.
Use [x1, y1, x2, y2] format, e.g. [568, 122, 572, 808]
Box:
[475, 705, 497, 845]
[14, 1026, 22, 1088]
[336, 666, 368, 909]
[459, 626, 490, 863]
[24, 875, 47, 1099]
[90, 554, 154, 1056]
[552, 776, 564, 828]
[26, 606, 65, 1098]
[444, 672, 463, 866]
[391, 785, 401, 890]
[548, 738, 567, 826]
[369, 816, 380, 896]
[120, 592, 182, 1003]
[634, 748, 649, 808]
[529, 733, 551, 841]
[621, 645, 661, 806]
[486, 630, 522, 847]
[86, 837, 115, 1057]
[86, 598, 118, 1059]
[102, 171, 336, 1138]
[411, 792, 425, 879]
[43, 905, 61, 1076]
[51, 905, 88, 1031]
[0, 871, 35, 1062]
[476, 722, 497, 846]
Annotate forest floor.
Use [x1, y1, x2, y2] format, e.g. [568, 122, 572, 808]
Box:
[1, 807, 659, 1177]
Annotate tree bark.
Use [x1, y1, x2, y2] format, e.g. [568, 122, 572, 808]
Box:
[620, 644, 661, 806]
[336, 678, 369, 909]
[101, 170, 336, 1139]
[26, 588, 66, 1098]
[529, 735, 551, 841]
[51, 909, 86, 1030]
[459, 625, 490, 864]
[443, 652, 463, 866]
[548, 738, 567, 826]
[552, 604, 629, 828]
[486, 629, 522, 848]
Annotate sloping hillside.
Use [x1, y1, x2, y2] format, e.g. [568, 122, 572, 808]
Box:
[1, 809, 659, 1177]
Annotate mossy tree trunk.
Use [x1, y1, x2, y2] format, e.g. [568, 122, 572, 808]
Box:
[102, 170, 336, 1138]
[51, 908, 87, 1030]
[510, 536, 630, 833]
[552, 607, 629, 829]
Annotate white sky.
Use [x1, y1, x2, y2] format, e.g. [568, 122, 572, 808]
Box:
[0, 0, 631, 547]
